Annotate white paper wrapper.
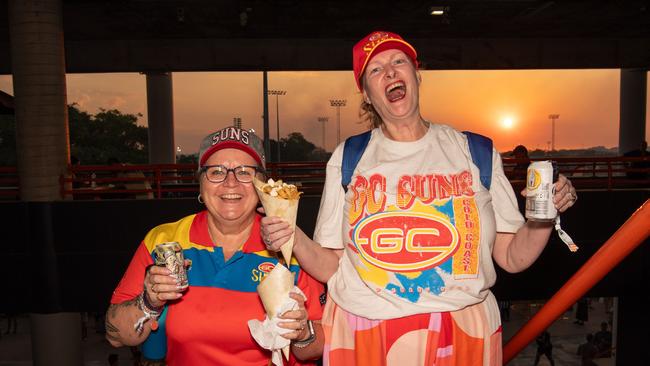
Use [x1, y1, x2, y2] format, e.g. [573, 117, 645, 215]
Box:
[254, 178, 300, 265]
[248, 265, 304, 365]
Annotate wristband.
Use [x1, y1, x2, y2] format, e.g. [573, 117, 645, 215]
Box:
[142, 290, 164, 312]
[134, 292, 162, 334]
[292, 320, 315, 348]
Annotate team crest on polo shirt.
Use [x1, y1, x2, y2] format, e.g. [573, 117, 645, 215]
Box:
[251, 261, 275, 283]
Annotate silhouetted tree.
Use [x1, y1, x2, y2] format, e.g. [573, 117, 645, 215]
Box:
[69, 104, 148, 164]
[269, 132, 330, 162]
[177, 154, 198, 164]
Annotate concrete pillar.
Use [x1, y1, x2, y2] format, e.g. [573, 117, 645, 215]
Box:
[9, 0, 70, 200]
[619, 69, 647, 155]
[8, 1, 81, 365]
[146, 72, 175, 164]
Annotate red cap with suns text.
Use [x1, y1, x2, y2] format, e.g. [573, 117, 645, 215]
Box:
[198, 126, 266, 169]
[352, 30, 418, 91]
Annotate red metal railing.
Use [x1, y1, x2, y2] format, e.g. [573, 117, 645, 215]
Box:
[0, 156, 647, 200]
[0, 166, 18, 199]
[503, 199, 650, 364]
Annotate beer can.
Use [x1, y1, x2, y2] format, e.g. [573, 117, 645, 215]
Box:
[153, 242, 188, 288]
[525, 161, 558, 222]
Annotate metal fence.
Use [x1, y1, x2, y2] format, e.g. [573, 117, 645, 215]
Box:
[0, 156, 648, 200]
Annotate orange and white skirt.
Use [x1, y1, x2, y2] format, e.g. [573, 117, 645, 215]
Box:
[321, 293, 502, 366]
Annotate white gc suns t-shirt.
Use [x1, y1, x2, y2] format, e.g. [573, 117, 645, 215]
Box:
[313, 123, 524, 319]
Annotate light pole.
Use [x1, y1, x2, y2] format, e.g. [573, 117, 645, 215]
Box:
[268, 90, 286, 161]
[548, 114, 559, 151]
[233, 116, 242, 129]
[317, 117, 328, 150]
[330, 99, 347, 146]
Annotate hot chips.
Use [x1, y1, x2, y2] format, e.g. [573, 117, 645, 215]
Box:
[259, 179, 302, 200]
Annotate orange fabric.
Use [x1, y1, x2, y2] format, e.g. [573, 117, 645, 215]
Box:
[322, 294, 501, 366]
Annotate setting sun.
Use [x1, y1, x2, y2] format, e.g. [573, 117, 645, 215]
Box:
[501, 116, 515, 129]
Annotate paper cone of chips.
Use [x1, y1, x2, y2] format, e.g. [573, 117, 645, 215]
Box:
[257, 264, 295, 360]
[254, 178, 302, 265]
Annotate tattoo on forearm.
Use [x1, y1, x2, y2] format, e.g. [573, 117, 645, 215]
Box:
[105, 330, 120, 342]
[105, 298, 139, 339]
[105, 318, 119, 334]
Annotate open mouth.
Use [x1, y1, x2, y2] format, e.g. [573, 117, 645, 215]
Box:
[385, 81, 406, 102]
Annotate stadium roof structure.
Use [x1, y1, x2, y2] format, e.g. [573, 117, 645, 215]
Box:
[1, 1, 649, 73]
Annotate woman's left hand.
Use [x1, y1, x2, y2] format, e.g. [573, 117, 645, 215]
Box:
[278, 292, 310, 341]
[553, 174, 577, 212]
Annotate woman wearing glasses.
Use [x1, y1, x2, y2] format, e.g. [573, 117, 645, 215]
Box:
[106, 126, 324, 365]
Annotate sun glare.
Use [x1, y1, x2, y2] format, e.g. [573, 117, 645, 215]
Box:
[501, 116, 515, 129]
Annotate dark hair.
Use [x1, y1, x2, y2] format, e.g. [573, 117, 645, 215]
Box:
[108, 354, 119, 363]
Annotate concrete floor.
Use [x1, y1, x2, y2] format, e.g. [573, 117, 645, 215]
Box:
[0, 298, 616, 365]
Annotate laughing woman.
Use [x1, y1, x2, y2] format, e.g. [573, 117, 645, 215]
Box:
[260, 31, 577, 366]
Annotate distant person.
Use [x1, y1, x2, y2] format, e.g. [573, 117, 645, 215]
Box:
[594, 321, 613, 357]
[511, 144, 530, 180]
[498, 299, 511, 322]
[107, 157, 153, 199]
[5, 311, 17, 335]
[81, 312, 88, 340]
[534, 330, 555, 366]
[65, 155, 84, 199]
[574, 297, 589, 325]
[108, 353, 119, 366]
[130, 346, 142, 366]
[624, 140, 649, 179]
[577, 333, 599, 366]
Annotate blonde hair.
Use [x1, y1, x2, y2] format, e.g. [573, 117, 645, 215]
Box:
[359, 100, 383, 129]
[359, 77, 381, 128]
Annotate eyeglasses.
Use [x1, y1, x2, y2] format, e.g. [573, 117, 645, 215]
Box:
[199, 164, 264, 184]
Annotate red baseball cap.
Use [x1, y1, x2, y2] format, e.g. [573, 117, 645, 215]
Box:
[352, 30, 418, 91]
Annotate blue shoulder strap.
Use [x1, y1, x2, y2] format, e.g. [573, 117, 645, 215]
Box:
[463, 131, 493, 190]
[341, 130, 372, 191]
[340, 129, 492, 191]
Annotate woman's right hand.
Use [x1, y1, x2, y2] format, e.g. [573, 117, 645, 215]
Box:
[260, 214, 295, 252]
[144, 264, 186, 308]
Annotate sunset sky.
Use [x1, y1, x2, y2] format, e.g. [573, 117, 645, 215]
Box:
[1, 70, 649, 155]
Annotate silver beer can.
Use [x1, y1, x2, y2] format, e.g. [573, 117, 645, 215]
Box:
[525, 161, 558, 222]
[153, 242, 189, 288]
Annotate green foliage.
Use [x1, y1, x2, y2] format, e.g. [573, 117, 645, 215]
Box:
[69, 104, 148, 164]
[270, 132, 330, 162]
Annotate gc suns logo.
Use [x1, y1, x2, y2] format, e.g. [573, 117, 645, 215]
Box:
[251, 262, 275, 283]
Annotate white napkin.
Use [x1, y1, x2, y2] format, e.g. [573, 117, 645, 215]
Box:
[248, 287, 306, 366]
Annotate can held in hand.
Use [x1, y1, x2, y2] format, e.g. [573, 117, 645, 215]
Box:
[525, 161, 558, 222]
[153, 242, 188, 288]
